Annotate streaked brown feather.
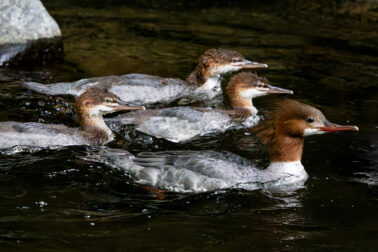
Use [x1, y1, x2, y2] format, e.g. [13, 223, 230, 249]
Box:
[187, 48, 245, 86]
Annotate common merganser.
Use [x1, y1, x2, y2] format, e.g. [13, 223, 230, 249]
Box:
[89, 99, 358, 192]
[22, 48, 268, 106]
[0, 88, 144, 149]
[107, 72, 292, 142]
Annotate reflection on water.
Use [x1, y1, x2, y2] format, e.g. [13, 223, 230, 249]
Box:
[0, 0, 377, 250]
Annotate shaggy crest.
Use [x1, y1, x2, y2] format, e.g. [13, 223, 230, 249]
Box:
[187, 48, 245, 85]
[253, 99, 325, 147]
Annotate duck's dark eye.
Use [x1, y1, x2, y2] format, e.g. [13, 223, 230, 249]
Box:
[257, 83, 263, 87]
[306, 117, 314, 123]
[104, 97, 113, 103]
[232, 58, 240, 63]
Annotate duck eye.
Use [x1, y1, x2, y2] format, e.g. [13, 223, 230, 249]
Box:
[232, 58, 240, 63]
[256, 82, 264, 88]
[306, 117, 314, 123]
[104, 97, 113, 103]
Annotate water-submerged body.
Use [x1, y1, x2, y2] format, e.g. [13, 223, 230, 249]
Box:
[107, 72, 293, 142]
[89, 100, 358, 192]
[0, 88, 144, 149]
[23, 48, 268, 106]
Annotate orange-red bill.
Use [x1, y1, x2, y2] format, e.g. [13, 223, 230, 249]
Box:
[319, 122, 359, 132]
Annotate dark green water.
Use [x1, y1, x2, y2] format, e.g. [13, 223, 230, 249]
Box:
[0, 1, 377, 251]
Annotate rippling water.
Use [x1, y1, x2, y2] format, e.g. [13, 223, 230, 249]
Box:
[0, 0, 377, 250]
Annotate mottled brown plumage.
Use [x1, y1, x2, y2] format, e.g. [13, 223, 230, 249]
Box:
[186, 48, 245, 86]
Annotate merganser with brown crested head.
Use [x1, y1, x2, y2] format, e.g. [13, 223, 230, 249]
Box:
[90, 99, 358, 192]
[0, 88, 144, 149]
[106, 72, 293, 142]
[23, 48, 268, 107]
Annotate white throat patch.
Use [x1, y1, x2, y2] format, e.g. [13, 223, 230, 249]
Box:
[303, 128, 325, 136]
[211, 64, 240, 75]
[88, 105, 114, 116]
[240, 89, 266, 99]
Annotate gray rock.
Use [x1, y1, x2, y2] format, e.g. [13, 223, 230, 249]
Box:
[0, 0, 63, 66]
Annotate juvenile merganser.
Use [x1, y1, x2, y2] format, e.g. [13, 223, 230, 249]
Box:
[22, 48, 268, 106]
[106, 72, 293, 143]
[0, 88, 144, 149]
[89, 99, 358, 192]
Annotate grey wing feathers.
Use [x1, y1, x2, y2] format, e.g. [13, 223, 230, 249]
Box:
[22, 81, 60, 95]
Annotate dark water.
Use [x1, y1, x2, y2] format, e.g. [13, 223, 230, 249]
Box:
[0, 0, 377, 250]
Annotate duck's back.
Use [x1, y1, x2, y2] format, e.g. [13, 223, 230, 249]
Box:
[0, 122, 87, 148]
[23, 74, 193, 106]
[108, 106, 234, 142]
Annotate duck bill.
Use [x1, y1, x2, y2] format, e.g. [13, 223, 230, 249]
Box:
[319, 121, 359, 132]
[116, 100, 145, 111]
[238, 59, 268, 69]
[266, 84, 293, 94]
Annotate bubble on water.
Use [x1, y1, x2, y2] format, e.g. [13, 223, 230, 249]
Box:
[35, 201, 48, 207]
[16, 206, 30, 210]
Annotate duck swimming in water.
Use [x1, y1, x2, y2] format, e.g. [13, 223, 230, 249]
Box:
[22, 48, 268, 107]
[0, 88, 144, 149]
[106, 72, 293, 143]
[89, 99, 358, 192]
